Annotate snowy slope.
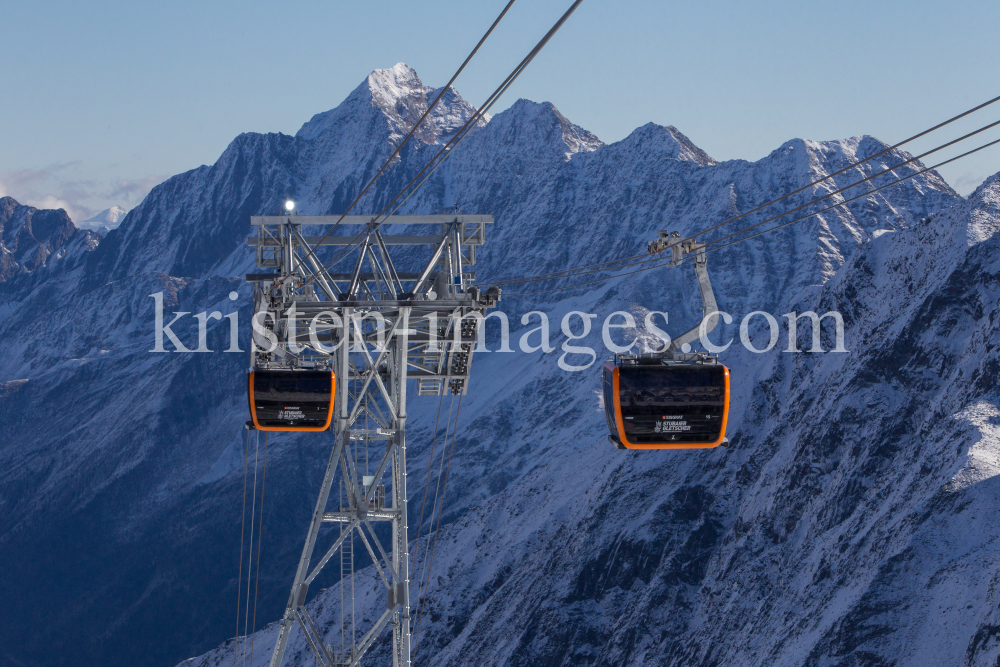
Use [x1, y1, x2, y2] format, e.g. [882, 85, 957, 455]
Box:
[78, 205, 127, 233]
[1, 63, 995, 667]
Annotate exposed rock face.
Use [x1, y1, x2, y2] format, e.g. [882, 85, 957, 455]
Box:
[2, 63, 997, 667]
[0, 196, 91, 281]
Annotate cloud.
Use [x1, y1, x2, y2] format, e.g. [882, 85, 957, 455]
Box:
[0, 164, 97, 220]
[953, 172, 986, 196]
[23, 195, 89, 222]
[109, 174, 168, 202]
[0, 168, 54, 197]
[0, 163, 167, 223]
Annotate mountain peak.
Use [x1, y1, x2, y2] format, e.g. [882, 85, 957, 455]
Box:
[480, 98, 603, 161]
[616, 122, 716, 165]
[364, 62, 425, 113]
[79, 205, 127, 232]
[0, 200, 79, 281]
[296, 63, 483, 146]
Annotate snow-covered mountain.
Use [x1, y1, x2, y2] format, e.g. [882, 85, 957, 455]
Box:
[0, 196, 98, 281]
[79, 204, 128, 233]
[1, 63, 997, 667]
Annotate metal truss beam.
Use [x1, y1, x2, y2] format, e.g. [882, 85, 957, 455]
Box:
[255, 214, 498, 667]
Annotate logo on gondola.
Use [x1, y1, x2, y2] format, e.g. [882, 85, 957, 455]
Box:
[278, 407, 305, 420]
[655, 420, 691, 433]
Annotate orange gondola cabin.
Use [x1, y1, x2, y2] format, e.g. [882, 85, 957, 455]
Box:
[248, 369, 335, 432]
[602, 357, 729, 449]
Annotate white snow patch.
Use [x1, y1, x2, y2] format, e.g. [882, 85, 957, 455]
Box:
[950, 401, 1000, 491]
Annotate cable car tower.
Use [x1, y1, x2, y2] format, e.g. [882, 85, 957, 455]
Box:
[247, 210, 498, 667]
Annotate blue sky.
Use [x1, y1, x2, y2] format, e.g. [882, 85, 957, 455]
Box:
[2, 0, 998, 220]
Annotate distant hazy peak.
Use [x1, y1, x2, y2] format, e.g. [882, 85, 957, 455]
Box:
[80, 205, 126, 229]
[0, 201, 78, 281]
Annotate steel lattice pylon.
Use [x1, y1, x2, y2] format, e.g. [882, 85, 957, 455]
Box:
[247, 214, 497, 667]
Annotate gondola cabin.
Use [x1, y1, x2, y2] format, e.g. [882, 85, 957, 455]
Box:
[248, 369, 335, 432]
[603, 359, 729, 449]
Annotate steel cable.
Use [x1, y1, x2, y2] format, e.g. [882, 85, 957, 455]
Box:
[248, 432, 268, 667]
[234, 426, 251, 667]
[685, 119, 1000, 251]
[702, 136, 1000, 254]
[412, 396, 455, 624]
[240, 430, 262, 666]
[504, 255, 677, 296]
[487, 251, 650, 287]
[409, 389, 447, 597]
[683, 93, 1000, 241]
[493, 115, 998, 289]
[499, 117, 1000, 292]
[412, 392, 464, 659]
[370, 0, 585, 224]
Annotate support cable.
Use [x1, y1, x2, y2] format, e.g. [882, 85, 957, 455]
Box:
[410, 389, 447, 582]
[684, 119, 1000, 251]
[234, 427, 251, 667]
[291, 0, 519, 274]
[368, 0, 584, 226]
[412, 393, 464, 660]
[238, 430, 262, 665]
[683, 93, 1000, 241]
[248, 432, 268, 667]
[499, 118, 1000, 293]
[701, 135, 1000, 254]
[412, 396, 455, 602]
[487, 251, 650, 288]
